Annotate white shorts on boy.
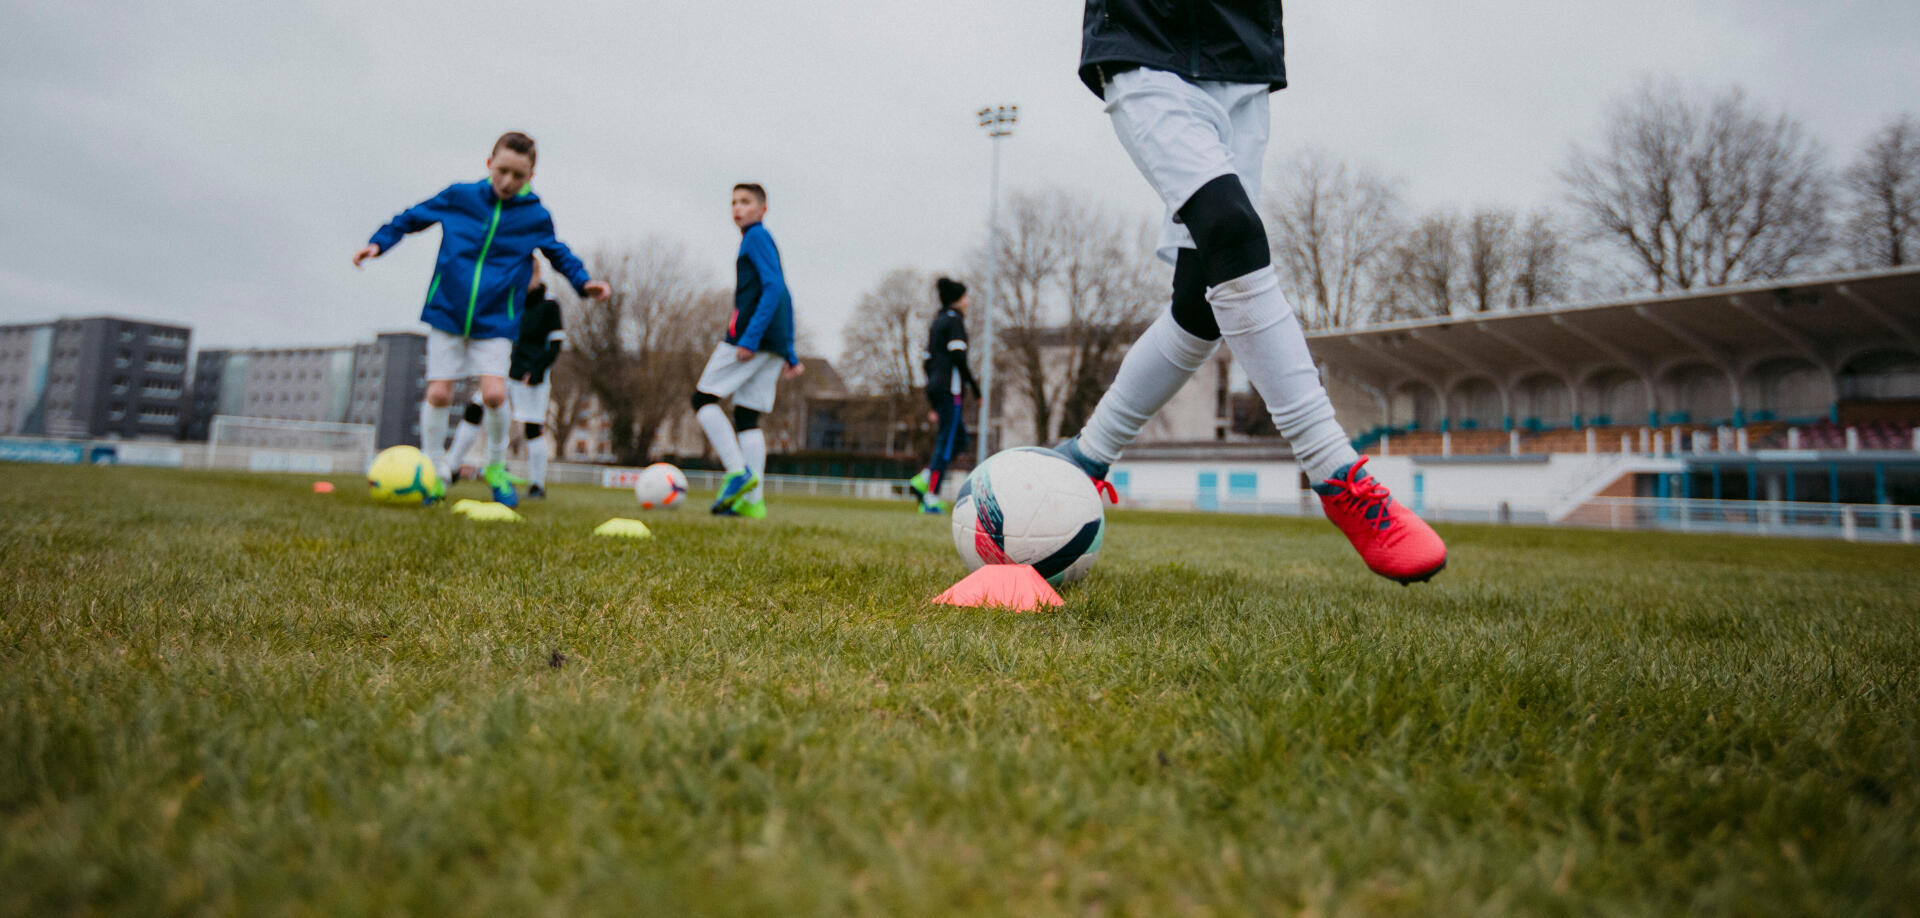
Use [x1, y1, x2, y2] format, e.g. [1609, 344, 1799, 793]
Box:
[694, 343, 784, 413]
[1104, 67, 1270, 264]
[506, 377, 550, 425]
[425, 329, 511, 381]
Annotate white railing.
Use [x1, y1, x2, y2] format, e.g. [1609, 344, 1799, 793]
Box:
[1567, 497, 1917, 543]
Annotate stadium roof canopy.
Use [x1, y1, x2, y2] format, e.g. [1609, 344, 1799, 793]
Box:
[1307, 265, 1920, 422]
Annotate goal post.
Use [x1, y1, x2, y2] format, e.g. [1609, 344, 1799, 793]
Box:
[206, 416, 378, 474]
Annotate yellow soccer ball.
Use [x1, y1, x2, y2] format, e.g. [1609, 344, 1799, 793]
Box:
[366, 445, 438, 505]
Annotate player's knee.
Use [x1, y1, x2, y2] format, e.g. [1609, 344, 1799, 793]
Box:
[1170, 248, 1220, 340]
[691, 391, 719, 411]
[480, 391, 506, 409]
[462, 403, 485, 425]
[524, 423, 543, 440]
[425, 387, 452, 408]
[1179, 175, 1270, 284]
[732, 406, 761, 431]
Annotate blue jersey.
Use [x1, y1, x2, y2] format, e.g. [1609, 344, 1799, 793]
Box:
[728, 223, 797, 365]
[368, 179, 593, 340]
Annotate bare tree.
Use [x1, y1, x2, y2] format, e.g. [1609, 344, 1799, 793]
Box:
[838, 267, 942, 454]
[1380, 211, 1461, 320]
[544, 355, 593, 457]
[973, 189, 1162, 443]
[1562, 78, 1831, 292]
[1264, 147, 1406, 328]
[564, 240, 723, 465]
[1840, 113, 1920, 268]
[1510, 210, 1576, 309]
[1463, 208, 1518, 313]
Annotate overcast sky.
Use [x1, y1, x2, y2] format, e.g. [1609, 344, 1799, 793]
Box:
[3, 1, 1916, 358]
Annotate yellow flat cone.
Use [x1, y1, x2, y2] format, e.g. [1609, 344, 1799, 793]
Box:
[450, 499, 486, 516]
[933, 564, 1063, 611]
[594, 518, 654, 539]
[461, 502, 524, 523]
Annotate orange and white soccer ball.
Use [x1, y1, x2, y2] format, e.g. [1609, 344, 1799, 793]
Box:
[633, 463, 689, 509]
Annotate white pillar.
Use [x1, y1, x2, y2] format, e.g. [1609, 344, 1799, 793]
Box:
[1846, 427, 1859, 453]
[1788, 428, 1801, 450]
[1509, 429, 1520, 456]
[1842, 506, 1858, 542]
[1653, 432, 1664, 456]
[1442, 430, 1452, 457]
[1903, 508, 1914, 544]
[1737, 428, 1749, 453]
[1586, 427, 1597, 455]
[1639, 428, 1650, 454]
[1671, 426, 1684, 454]
[1620, 433, 1632, 454]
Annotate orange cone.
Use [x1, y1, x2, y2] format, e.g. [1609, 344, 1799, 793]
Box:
[932, 564, 1064, 611]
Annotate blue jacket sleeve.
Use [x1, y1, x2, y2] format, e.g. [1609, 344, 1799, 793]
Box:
[368, 184, 457, 253]
[536, 217, 595, 296]
[736, 229, 789, 357]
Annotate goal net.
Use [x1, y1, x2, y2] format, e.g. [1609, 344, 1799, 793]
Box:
[206, 416, 377, 475]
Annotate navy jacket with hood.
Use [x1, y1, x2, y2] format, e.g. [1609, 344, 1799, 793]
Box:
[1079, 0, 1287, 98]
[368, 179, 593, 341]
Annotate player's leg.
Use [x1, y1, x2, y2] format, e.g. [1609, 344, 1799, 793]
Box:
[420, 330, 464, 501]
[473, 335, 518, 507]
[1096, 70, 1443, 581]
[922, 395, 964, 512]
[523, 423, 549, 498]
[727, 355, 783, 518]
[508, 377, 551, 498]
[445, 391, 485, 482]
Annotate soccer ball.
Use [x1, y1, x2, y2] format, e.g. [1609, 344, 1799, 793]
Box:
[634, 462, 689, 509]
[951, 446, 1106, 586]
[366, 445, 437, 505]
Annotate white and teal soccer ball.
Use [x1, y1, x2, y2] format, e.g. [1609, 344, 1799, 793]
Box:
[366, 445, 437, 505]
[951, 446, 1106, 586]
[633, 462, 689, 509]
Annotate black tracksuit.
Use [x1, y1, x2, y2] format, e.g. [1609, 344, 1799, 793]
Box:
[509, 292, 564, 385]
[923, 308, 980, 475]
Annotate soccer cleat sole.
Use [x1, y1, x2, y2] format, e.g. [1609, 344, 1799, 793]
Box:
[1388, 558, 1446, 585]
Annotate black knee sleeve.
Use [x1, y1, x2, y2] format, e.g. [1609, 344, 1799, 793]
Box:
[1169, 248, 1220, 340]
[523, 423, 543, 440]
[1177, 174, 1271, 286]
[732, 406, 761, 430]
[691, 391, 720, 411]
[462, 403, 485, 425]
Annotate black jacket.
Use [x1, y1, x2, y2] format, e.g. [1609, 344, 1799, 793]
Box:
[923, 308, 981, 407]
[1078, 0, 1286, 98]
[509, 291, 564, 385]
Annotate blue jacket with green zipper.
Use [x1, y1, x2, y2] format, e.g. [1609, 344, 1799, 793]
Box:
[368, 179, 594, 341]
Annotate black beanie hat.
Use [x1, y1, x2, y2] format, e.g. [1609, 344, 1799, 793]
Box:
[937, 277, 967, 307]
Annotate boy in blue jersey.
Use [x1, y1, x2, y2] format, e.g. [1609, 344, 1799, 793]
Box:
[353, 132, 609, 507]
[692, 183, 805, 519]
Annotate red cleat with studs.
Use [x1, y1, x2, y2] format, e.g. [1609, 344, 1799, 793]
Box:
[1313, 456, 1447, 584]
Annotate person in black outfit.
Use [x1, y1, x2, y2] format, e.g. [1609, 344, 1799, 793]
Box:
[907, 277, 981, 513]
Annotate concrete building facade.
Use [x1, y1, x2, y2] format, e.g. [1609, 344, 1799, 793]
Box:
[186, 332, 427, 448]
[0, 316, 191, 439]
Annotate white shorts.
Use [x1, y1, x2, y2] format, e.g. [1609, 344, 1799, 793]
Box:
[425, 328, 511, 381]
[694, 343, 784, 413]
[1105, 67, 1272, 264]
[507, 377, 550, 425]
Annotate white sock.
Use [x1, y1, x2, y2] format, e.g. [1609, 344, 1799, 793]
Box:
[739, 428, 767, 503]
[1079, 311, 1220, 464]
[483, 403, 508, 466]
[421, 401, 450, 481]
[526, 434, 549, 488]
[446, 420, 481, 473]
[696, 403, 744, 472]
[1208, 267, 1358, 484]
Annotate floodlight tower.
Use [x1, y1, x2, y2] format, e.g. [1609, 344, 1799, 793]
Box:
[976, 104, 1017, 463]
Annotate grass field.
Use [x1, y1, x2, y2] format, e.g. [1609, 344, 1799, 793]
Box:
[2, 465, 1917, 915]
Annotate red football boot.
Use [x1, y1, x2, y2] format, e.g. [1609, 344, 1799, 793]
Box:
[1313, 456, 1447, 584]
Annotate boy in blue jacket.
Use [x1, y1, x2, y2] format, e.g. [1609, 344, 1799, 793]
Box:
[692, 183, 805, 519]
[353, 131, 609, 506]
